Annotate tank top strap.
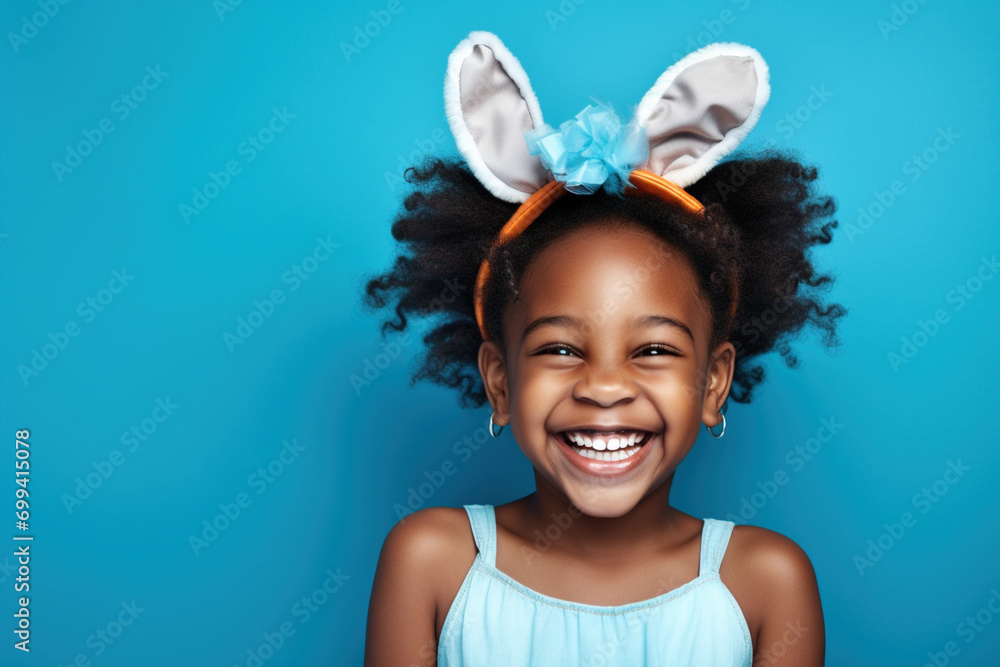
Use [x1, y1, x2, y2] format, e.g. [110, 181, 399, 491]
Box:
[698, 518, 736, 576]
[462, 504, 497, 568]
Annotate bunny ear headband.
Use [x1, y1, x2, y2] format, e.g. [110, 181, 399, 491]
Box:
[444, 31, 770, 342]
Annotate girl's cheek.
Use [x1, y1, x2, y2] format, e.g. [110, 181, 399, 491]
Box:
[642, 375, 703, 413]
[521, 374, 564, 401]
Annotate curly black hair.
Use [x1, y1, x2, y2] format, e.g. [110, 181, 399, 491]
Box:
[361, 150, 846, 409]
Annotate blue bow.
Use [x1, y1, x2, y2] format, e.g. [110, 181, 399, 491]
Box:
[524, 102, 649, 196]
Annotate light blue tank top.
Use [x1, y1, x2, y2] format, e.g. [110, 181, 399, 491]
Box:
[438, 504, 752, 666]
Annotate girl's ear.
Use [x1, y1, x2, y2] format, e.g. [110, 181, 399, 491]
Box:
[445, 31, 550, 203]
[478, 340, 511, 425]
[632, 43, 770, 188]
[701, 340, 736, 428]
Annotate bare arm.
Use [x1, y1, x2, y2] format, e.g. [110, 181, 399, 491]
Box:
[747, 529, 826, 666]
[364, 508, 451, 667]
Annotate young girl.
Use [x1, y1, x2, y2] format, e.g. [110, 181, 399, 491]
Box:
[362, 31, 844, 666]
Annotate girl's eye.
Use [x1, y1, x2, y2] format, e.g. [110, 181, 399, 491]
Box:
[637, 345, 680, 357]
[533, 344, 579, 357]
[531, 344, 679, 357]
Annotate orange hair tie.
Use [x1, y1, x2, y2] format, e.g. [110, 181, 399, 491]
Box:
[473, 171, 740, 343]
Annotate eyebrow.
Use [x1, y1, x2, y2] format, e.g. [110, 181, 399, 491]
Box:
[521, 314, 694, 344]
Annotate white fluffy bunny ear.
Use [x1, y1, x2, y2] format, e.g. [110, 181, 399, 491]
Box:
[444, 31, 550, 203]
[633, 43, 770, 188]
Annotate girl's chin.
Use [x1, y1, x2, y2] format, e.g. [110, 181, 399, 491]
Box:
[558, 486, 647, 519]
[521, 431, 674, 510]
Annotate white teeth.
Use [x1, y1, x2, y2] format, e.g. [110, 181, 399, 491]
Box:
[564, 430, 647, 450]
[573, 446, 639, 461]
[563, 430, 651, 463]
[571, 446, 640, 462]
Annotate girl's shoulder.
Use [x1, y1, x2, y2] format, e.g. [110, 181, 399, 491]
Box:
[378, 506, 477, 577]
[376, 506, 479, 643]
[367, 506, 478, 662]
[724, 523, 818, 580]
[720, 523, 824, 652]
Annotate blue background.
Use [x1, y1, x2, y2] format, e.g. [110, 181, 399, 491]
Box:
[1, 1, 997, 665]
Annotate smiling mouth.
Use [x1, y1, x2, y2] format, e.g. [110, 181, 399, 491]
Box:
[556, 430, 653, 462]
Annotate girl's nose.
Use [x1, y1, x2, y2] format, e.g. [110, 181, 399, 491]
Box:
[571, 364, 637, 407]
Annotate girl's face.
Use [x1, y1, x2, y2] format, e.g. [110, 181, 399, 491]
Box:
[479, 221, 735, 518]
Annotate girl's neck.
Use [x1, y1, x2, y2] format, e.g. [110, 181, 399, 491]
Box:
[507, 472, 694, 563]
